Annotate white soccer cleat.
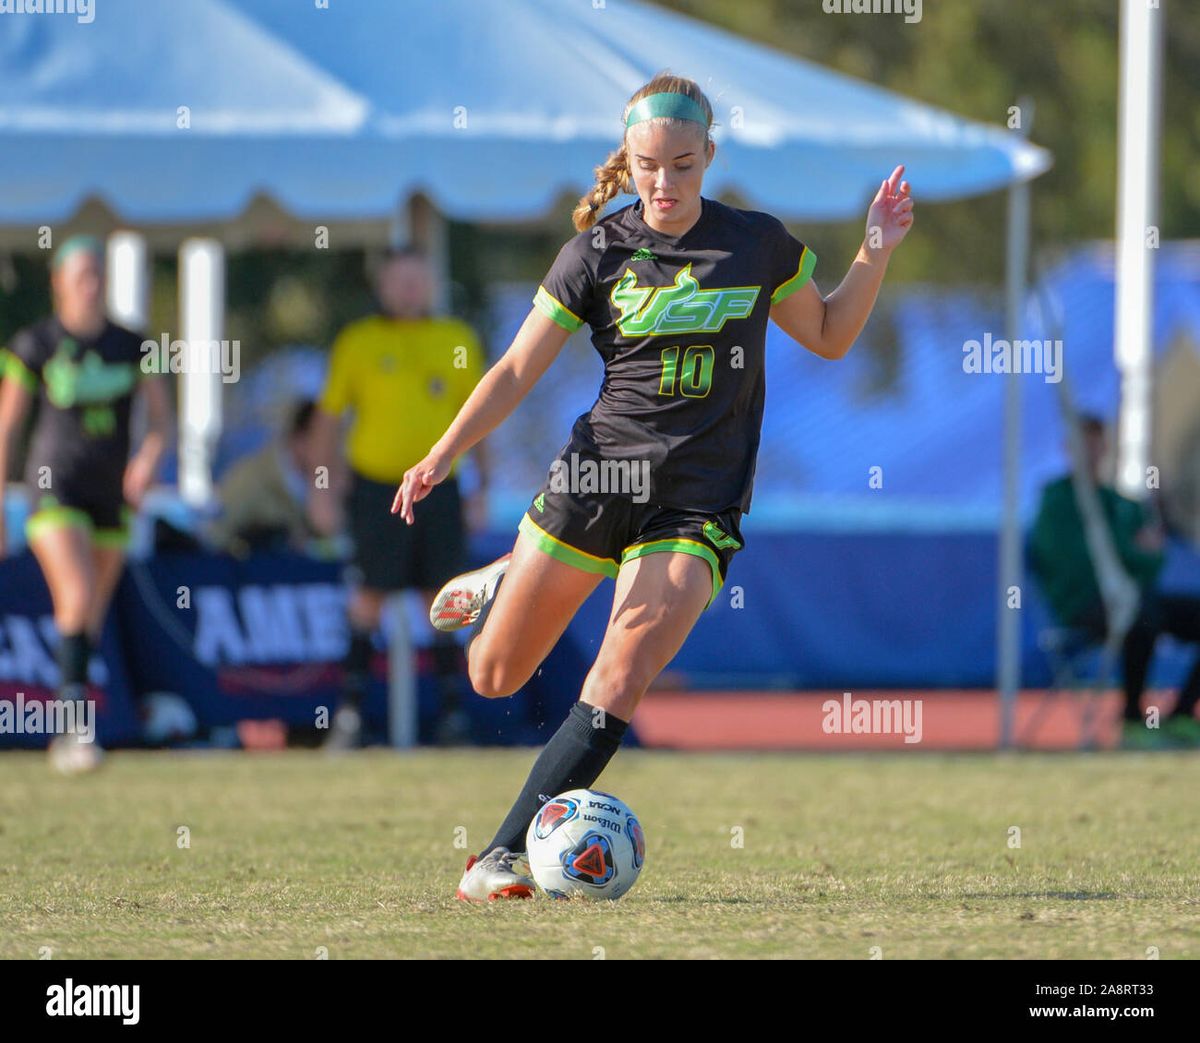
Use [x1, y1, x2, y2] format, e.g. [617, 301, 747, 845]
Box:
[429, 552, 512, 632]
[455, 846, 535, 902]
[48, 732, 104, 776]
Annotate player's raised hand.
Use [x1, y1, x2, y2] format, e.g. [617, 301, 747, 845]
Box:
[865, 164, 914, 253]
[391, 452, 451, 525]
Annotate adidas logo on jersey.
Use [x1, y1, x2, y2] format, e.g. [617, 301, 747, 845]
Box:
[629, 248, 657, 261]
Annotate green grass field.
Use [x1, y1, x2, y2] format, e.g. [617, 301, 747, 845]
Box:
[1, 749, 1197, 959]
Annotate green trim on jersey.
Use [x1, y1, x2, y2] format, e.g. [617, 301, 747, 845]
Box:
[620, 537, 723, 608]
[519, 512, 619, 577]
[26, 503, 93, 542]
[25, 497, 132, 548]
[771, 246, 817, 305]
[92, 512, 134, 549]
[3, 349, 39, 393]
[534, 286, 585, 333]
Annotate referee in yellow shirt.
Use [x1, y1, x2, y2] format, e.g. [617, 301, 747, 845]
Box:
[311, 246, 487, 747]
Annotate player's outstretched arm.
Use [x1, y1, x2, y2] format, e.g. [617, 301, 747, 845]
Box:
[771, 164, 914, 361]
[124, 374, 172, 509]
[391, 308, 572, 524]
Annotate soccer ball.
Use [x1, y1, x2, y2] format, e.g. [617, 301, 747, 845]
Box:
[525, 788, 645, 900]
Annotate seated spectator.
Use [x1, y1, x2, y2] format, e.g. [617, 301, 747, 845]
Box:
[208, 399, 324, 557]
[1030, 414, 1200, 748]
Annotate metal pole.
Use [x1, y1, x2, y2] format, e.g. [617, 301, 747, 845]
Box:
[387, 594, 418, 748]
[997, 97, 1033, 750]
[178, 238, 225, 508]
[106, 231, 148, 330]
[1114, 0, 1163, 499]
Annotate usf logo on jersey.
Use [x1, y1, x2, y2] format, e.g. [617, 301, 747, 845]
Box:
[611, 263, 759, 337]
[44, 348, 137, 410]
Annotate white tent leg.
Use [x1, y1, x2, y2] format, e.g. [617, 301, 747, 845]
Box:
[178, 238, 225, 509]
[106, 231, 148, 329]
[1114, 0, 1162, 498]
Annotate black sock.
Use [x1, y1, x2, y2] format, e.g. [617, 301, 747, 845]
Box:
[57, 631, 90, 695]
[431, 632, 462, 715]
[482, 700, 628, 857]
[341, 625, 373, 711]
[57, 632, 91, 733]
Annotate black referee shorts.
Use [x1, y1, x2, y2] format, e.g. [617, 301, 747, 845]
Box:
[346, 470, 467, 592]
[517, 482, 744, 610]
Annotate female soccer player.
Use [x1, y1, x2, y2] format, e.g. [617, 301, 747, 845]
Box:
[391, 72, 913, 900]
[0, 236, 170, 772]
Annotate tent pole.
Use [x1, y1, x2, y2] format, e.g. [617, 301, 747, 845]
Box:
[178, 238, 225, 509]
[1114, 0, 1162, 499]
[997, 99, 1033, 750]
[106, 231, 148, 330]
[399, 194, 451, 314]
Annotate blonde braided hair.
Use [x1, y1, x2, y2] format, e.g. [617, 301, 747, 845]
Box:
[572, 71, 715, 232]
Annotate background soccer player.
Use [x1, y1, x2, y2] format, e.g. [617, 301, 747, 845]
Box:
[392, 72, 913, 900]
[0, 236, 170, 773]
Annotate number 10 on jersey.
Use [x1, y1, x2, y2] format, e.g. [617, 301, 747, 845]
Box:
[657, 344, 714, 398]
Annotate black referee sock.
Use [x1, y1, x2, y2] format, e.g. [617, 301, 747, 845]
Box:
[340, 625, 374, 711]
[481, 700, 628, 858]
[431, 631, 463, 714]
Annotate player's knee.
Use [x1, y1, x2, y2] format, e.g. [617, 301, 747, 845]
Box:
[467, 649, 525, 699]
[586, 659, 652, 707]
[55, 587, 93, 632]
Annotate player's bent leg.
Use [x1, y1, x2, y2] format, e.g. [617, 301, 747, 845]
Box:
[463, 550, 707, 883]
[465, 529, 605, 699]
[579, 549, 714, 722]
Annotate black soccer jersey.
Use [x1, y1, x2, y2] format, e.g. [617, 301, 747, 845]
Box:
[532, 195, 816, 514]
[4, 316, 147, 494]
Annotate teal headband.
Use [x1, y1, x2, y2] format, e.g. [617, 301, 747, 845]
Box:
[625, 92, 708, 130]
[52, 234, 104, 272]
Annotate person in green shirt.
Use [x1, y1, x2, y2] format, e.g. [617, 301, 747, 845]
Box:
[1030, 414, 1200, 748]
[208, 399, 324, 558]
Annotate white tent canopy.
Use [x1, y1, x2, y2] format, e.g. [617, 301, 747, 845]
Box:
[0, 0, 1050, 226]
